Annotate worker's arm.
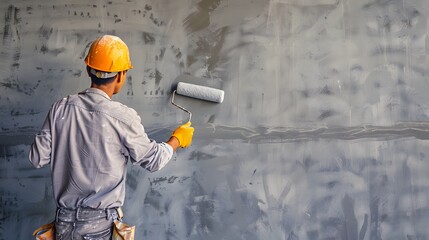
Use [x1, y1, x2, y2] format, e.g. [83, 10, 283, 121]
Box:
[28, 110, 52, 168]
[124, 117, 194, 172]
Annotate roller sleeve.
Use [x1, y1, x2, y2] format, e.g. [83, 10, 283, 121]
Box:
[176, 82, 224, 103]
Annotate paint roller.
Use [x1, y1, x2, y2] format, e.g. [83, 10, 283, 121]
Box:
[171, 82, 224, 122]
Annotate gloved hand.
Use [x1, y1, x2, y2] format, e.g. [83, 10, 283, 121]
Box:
[172, 122, 194, 148]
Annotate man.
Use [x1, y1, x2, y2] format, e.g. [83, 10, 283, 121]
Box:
[29, 35, 194, 239]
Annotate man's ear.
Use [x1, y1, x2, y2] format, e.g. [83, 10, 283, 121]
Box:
[115, 72, 121, 83]
[117, 71, 125, 82]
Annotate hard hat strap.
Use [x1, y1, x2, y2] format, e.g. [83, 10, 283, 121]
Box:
[90, 68, 118, 79]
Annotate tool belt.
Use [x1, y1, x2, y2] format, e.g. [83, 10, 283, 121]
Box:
[55, 207, 122, 222]
[33, 207, 135, 240]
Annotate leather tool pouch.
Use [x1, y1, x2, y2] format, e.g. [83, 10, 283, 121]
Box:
[112, 220, 135, 240]
[32, 222, 55, 240]
[112, 208, 135, 240]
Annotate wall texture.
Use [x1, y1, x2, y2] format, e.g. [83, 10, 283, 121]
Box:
[1, 0, 429, 239]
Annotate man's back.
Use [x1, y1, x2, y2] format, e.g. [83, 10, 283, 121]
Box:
[30, 88, 171, 209]
[51, 88, 132, 209]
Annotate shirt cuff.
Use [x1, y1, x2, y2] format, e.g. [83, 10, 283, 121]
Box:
[160, 142, 173, 158]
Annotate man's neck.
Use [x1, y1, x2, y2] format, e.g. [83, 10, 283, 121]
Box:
[90, 83, 114, 98]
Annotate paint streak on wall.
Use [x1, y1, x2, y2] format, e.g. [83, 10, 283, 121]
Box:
[1, 0, 429, 239]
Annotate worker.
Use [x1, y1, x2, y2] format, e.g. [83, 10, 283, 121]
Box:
[29, 35, 194, 239]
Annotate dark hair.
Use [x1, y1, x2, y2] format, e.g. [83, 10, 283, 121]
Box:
[87, 66, 117, 85]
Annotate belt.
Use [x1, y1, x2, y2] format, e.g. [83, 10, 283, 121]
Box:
[55, 207, 123, 223]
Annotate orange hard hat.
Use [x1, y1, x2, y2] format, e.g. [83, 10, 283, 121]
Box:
[84, 35, 133, 72]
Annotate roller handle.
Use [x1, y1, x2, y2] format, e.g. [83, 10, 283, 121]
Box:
[171, 90, 192, 123]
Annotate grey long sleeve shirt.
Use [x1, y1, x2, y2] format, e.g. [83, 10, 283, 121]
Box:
[29, 88, 173, 209]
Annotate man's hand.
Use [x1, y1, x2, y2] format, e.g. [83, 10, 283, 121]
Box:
[171, 122, 194, 148]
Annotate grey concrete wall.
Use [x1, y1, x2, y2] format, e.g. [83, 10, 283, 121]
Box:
[1, 0, 429, 239]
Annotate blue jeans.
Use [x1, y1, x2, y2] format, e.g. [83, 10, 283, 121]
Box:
[54, 207, 120, 240]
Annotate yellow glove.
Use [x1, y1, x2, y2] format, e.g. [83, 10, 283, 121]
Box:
[172, 122, 194, 148]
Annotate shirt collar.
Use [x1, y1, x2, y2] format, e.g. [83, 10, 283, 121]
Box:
[80, 88, 112, 100]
